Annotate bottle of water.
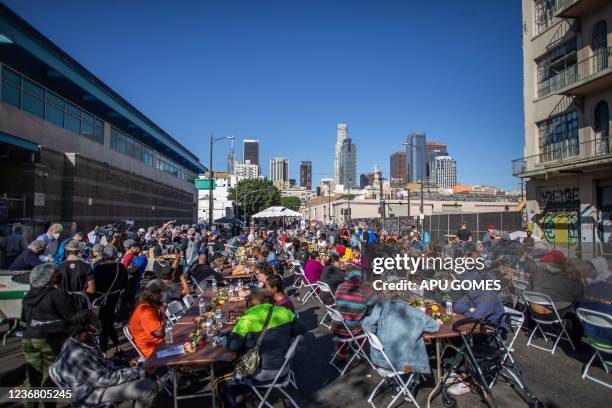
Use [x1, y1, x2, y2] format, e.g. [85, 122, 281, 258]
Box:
[215, 308, 223, 329]
[164, 326, 173, 344]
[446, 299, 453, 316]
[212, 278, 217, 291]
[199, 298, 206, 315]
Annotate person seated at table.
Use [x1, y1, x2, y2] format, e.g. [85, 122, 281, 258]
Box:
[319, 253, 345, 304]
[304, 251, 323, 285]
[578, 257, 612, 346]
[454, 268, 506, 329]
[265, 274, 295, 312]
[51, 309, 158, 408]
[189, 253, 224, 284]
[127, 279, 168, 358]
[250, 246, 266, 266]
[10, 239, 46, 271]
[161, 269, 183, 303]
[255, 262, 277, 287]
[332, 268, 377, 340]
[22, 263, 77, 390]
[362, 285, 439, 375]
[220, 289, 305, 408]
[295, 241, 310, 264]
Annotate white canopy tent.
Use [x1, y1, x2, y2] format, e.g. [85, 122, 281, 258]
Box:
[251, 206, 303, 219]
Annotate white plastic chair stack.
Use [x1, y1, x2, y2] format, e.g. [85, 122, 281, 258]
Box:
[327, 306, 374, 376]
[523, 291, 575, 354]
[365, 331, 421, 408]
[249, 335, 302, 408]
[576, 308, 612, 389]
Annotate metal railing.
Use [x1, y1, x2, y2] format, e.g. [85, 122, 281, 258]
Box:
[513, 134, 610, 176]
[538, 47, 611, 97]
[554, 0, 580, 14]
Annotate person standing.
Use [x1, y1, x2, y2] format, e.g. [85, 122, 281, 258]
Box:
[3, 225, 28, 268]
[57, 240, 95, 308]
[36, 224, 63, 263]
[22, 263, 76, 393]
[523, 230, 535, 253]
[54, 231, 85, 268]
[455, 222, 472, 242]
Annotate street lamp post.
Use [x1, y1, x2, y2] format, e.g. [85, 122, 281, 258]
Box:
[208, 134, 235, 226]
[347, 177, 352, 225]
[403, 142, 424, 228]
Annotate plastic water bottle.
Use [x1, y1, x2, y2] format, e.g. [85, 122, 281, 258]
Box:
[164, 326, 173, 344]
[212, 278, 217, 291]
[446, 299, 453, 316]
[199, 298, 206, 315]
[215, 308, 223, 329]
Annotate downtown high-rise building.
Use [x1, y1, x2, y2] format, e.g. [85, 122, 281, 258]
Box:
[405, 131, 426, 183]
[270, 156, 289, 187]
[390, 151, 407, 188]
[425, 141, 448, 178]
[360, 172, 376, 188]
[243, 139, 260, 166]
[429, 155, 457, 189]
[339, 138, 357, 187]
[334, 123, 348, 185]
[235, 161, 259, 179]
[300, 161, 312, 190]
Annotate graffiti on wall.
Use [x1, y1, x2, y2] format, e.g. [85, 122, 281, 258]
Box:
[539, 187, 580, 206]
[540, 211, 579, 246]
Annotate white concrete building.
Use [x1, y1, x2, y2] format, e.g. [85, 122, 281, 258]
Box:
[334, 123, 348, 185]
[197, 174, 237, 223]
[270, 156, 289, 188]
[235, 160, 260, 180]
[429, 155, 457, 189]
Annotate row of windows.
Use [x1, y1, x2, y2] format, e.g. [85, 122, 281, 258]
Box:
[1, 65, 104, 144]
[1, 64, 197, 183]
[534, 0, 555, 36]
[536, 40, 577, 97]
[156, 156, 195, 182]
[110, 127, 154, 166]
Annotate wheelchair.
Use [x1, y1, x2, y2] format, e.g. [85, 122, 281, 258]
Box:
[440, 316, 543, 408]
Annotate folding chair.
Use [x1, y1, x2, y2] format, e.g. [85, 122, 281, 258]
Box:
[165, 300, 185, 325]
[183, 294, 195, 309]
[365, 331, 421, 408]
[300, 269, 320, 304]
[326, 306, 374, 375]
[487, 307, 525, 389]
[316, 281, 336, 329]
[523, 291, 575, 354]
[576, 308, 612, 389]
[290, 260, 305, 290]
[249, 335, 302, 408]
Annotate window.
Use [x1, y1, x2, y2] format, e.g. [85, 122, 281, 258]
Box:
[110, 127, 154, 166]
[22, 79, 45, 118]
[81, 111, 95, 140]
[538, 110, 579, 161]
[46, 91, 64, 127]
[534, 0, 555, 35]
[94, 119, 104, 144]
[1, 66, 21, 108]
[536, 40, 577, 96]
[592, 21, 608, 73]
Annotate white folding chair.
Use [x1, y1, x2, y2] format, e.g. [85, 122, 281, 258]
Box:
[300, 268, 320, 304]
[486, 307, 525, 389]
[576, 308, 612, 389]
[290, 260, 305, 290]
[123, 325, 146, 362]
[183, 294, 195, 308]
[316, 281, 336, 329]
[250, 335, 302, 408]
[365, 331, 421, 408]
[327, 306, 374, 375]
[165, 300, 185, 325]
[523, 291, 575, 354]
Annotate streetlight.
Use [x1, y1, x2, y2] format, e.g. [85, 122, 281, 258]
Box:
[402, 142, 425, 228]
[347, 177, 352, 225]
[208, 134, 235, 226]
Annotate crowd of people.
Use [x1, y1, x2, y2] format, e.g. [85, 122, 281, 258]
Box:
[0, 218, 610, 406]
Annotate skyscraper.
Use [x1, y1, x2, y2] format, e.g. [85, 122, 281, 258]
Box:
[227, 138, 236, 175]
[300, 161, 312, 190]
[243, 139, 260, 166]
[339, 138, 357, 187]
[390, 151, 407, 187]
[425, 141, 447, 178]
[270, 157, 289, 187]
[334, 123, 348, 185]
[406, 131, 426, 183]
[430, 155, 457, 189]
[360, 172, 376, 188]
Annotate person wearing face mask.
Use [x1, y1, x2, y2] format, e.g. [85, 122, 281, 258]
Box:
[36, 223, 63, 263]
[127, 279, 168, 358]
[10, 239, 47, 271]
[51, 310, 158, 408]
[54, 231, 85, 268]
[22, 263, 77, 392]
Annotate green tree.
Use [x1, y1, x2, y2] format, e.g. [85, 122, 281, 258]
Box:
[228, 178, 281, 219]
[280, 196, 301, 211]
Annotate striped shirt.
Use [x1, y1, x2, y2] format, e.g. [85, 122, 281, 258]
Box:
[332, 279, 377, 338]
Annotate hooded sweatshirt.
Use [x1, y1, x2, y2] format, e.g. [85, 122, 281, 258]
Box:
[22, 286, 76, 340]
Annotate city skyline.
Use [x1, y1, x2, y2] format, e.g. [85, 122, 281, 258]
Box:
[4, 0, 524, 190]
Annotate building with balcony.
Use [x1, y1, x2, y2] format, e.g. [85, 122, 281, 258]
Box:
[0, 4, 205, 230]
[517, 0, 612, 257]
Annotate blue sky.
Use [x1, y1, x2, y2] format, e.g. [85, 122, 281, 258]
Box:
[5, 0, 524, 190]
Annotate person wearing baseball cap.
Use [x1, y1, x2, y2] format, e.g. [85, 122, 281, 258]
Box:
[127, 279, 169, 358]
[482, 224, 495, 243]
[57, 240, 95, 303]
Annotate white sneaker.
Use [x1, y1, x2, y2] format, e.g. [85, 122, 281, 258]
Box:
[447, 381, 471, 396]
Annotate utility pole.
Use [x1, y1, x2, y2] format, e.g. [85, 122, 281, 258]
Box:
[347, 177, 352, 225]
[379, 169, 385, 232]
[208, 134, 214, 227]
